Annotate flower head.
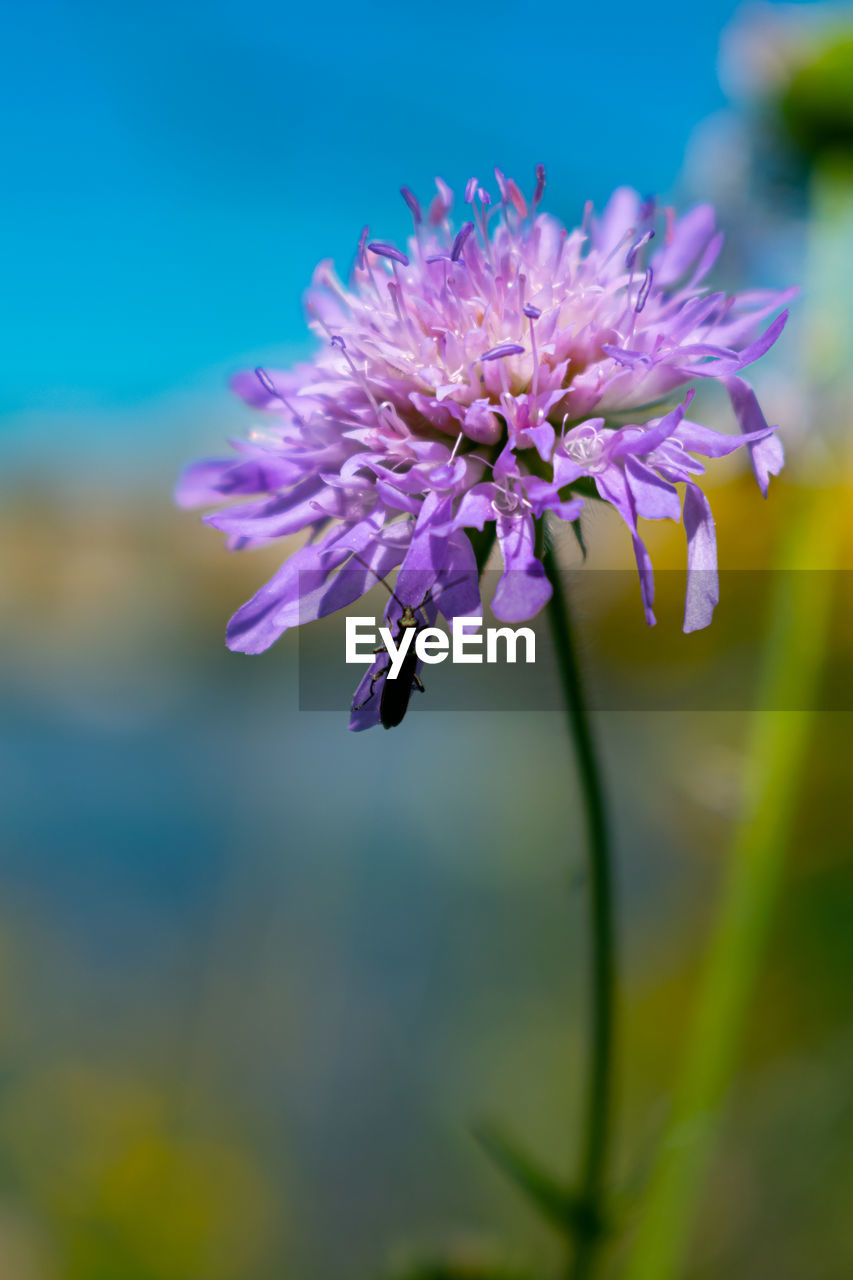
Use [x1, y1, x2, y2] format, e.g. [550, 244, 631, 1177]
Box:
[177, 167, 792, 728]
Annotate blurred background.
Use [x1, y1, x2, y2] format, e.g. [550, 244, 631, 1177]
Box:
[2, 1, 853, 1277]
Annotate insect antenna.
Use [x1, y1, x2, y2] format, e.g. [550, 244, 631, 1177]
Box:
[347, 551, 405, 608]
[416, 571, 480, 622]
[349, 551, 479, 625]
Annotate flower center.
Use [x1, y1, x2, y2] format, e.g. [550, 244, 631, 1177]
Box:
[565, 425, 608, 474]
[490, 480, 533, 517]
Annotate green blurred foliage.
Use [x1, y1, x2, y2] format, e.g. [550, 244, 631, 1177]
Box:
[0, 1066, 277, 1280]
[781, 34, 853, 162]
[381, 1249, 531, 1280]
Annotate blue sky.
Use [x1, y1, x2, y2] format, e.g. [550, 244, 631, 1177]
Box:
[2, 0, 749, 461]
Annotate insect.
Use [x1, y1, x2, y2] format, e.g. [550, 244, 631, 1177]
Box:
[350, 556, 469, 730]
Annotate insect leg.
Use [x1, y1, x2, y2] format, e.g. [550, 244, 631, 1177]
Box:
[352, 661, 391, 711]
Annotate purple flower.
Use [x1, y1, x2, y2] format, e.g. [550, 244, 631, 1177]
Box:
[177, 168, 792, 728]
[553, 395, 779, 631]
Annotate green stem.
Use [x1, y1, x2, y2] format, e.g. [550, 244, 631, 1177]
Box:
[624, 493, 839, 1280]
[542, 532, 615, 1280]
[625, 153, 847, 1280]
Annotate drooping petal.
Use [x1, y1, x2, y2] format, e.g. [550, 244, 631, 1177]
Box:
[724, 376, 785, 496]
[632, 531, 656, 627]
[492, 512, 552, 622]
[682, 483, 719, 633]
[624, 457, 681, 521]
[594, 465, 635, 527]
[596, 466, 657, 625]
